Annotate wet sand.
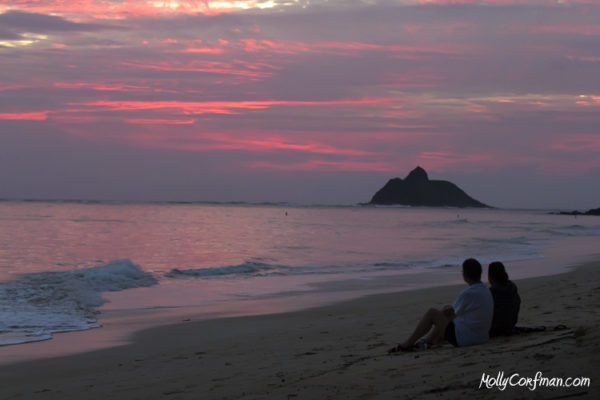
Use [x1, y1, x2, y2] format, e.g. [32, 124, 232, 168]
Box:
[1, 260, 598, 399]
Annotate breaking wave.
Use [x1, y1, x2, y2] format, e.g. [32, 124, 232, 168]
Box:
[0, 259, 157, 346]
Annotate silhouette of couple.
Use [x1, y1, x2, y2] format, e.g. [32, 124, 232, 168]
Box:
[389, 258, 520, 352]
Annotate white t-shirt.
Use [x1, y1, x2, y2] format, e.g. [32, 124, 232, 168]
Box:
[452, 282, 494, 346]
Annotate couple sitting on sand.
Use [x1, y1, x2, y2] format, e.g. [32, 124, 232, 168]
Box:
[389, 258, 520, 352]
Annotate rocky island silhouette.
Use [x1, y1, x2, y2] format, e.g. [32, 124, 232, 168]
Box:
[369, 166, 489, 208]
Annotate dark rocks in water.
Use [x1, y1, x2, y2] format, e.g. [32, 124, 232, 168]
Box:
[554, 207, 600, 216]
[369, 166, 489, 208]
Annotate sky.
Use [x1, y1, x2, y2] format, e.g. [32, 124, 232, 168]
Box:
[0, 0, 599, 209]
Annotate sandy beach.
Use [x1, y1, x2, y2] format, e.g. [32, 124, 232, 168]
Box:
[1, 260, 598, 400]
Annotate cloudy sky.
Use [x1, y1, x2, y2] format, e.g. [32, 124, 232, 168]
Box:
[1, 0, 599, 208]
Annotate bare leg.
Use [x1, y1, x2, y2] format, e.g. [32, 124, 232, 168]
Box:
[424, 322, 447, 346]
[400, 307, 450, 348]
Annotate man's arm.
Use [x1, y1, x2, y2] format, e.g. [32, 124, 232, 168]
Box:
[452, 288, 469, 318]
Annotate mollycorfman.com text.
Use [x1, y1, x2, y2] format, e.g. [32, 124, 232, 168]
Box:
[479, 371, 591, 391]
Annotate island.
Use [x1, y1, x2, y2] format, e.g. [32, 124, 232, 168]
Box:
[553, 208, 600, 216]
[368, 166, 490, 208]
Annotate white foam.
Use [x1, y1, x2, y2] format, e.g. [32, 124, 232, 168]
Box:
[0, 259, 157, 346]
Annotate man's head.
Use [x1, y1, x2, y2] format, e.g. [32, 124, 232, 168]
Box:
[462, 258, 482, 284]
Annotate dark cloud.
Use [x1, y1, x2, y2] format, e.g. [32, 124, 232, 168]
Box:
[0, 27, 22, 40]
[0, 10, 119, 34]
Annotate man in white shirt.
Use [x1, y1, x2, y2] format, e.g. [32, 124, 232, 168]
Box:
[389, 258, 494, 351]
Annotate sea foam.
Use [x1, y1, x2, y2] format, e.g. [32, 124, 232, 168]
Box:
[0, 259, 157, 346]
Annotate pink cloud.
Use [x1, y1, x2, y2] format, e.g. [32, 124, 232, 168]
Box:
[121, 61, 274, 79]
[246, 159, 397, 172]
[69, 98, 394, 115]
[527, 23, 600, 36]
[53, 82, 152, 92]
[1, 0, 231, 20]
[574, 96, 600, 107]
[62, 122, 379, 162]
[120, 129, 374, 156]
[211, 136, 373, 156]
[50, 115, 100, 123]
[125, 118, 196, 125]
[176, 47, 226, 54]
[0, 111, 48, 120]
[5, 0, 592, 22]
[416, 0, 567, 4]
[0, 83, 29, 91]
[545, 134, 600, 153]
[234, 38, 464, 57]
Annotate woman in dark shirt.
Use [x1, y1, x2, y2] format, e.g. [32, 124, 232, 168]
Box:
[488, 262, 521, 336]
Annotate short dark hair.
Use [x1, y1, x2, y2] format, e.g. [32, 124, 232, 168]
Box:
[488, 261, 509, 285]
[462, 258, 482, 281]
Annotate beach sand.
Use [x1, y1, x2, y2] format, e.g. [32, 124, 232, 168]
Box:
[1, 261, 598, 399]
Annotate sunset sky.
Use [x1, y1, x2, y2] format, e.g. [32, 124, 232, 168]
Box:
[1, 0, 599, 208]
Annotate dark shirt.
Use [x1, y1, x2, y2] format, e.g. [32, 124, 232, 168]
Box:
[489, 280, 521, 336]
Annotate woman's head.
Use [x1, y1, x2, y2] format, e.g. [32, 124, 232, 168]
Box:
[488, 261, 509, 285]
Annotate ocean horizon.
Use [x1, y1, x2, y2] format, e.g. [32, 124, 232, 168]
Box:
[0, 196, 589, 212]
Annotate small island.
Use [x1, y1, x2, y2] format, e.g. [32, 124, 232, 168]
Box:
[369, 166, 490, 208]
[553, 208, 600, 216]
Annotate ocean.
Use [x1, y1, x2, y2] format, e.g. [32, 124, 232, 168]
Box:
[0, 201, 598, 347]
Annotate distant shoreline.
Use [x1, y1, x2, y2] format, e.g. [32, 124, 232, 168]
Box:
[549, 208, 600, 216]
